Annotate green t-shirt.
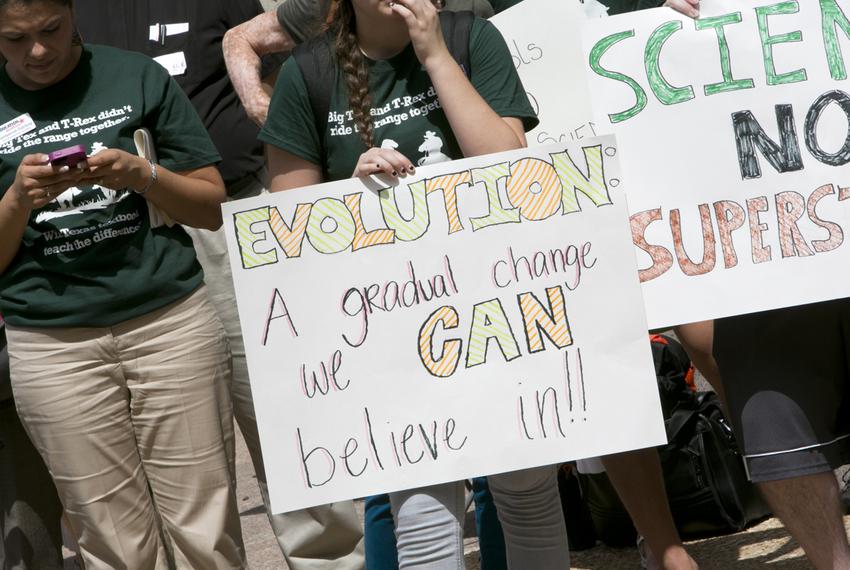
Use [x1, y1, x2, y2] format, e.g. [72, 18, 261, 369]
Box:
[259, 17, 538, 182]
[0, 45, 221, 328]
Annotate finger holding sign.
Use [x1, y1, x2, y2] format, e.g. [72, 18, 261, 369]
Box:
[352, 147, 416, 179]
[664, 0, 699, 18]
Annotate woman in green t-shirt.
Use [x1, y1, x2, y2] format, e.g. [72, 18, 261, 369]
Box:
[259, 0, 569, 567]
[0, 0, 245, 567]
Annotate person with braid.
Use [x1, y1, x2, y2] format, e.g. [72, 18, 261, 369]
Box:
[259, 0, 569, 567]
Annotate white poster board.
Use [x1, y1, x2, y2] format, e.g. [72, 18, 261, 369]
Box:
[491, 0, 598, 147]
[223, 138, 665, 513]
[583, 0, 850, 328]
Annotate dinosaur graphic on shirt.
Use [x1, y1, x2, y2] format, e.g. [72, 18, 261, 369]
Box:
[417, 131, 449, 166]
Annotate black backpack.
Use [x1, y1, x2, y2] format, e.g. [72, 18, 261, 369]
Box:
[579, 335, 771, 545]
[292, 11, 475, 171]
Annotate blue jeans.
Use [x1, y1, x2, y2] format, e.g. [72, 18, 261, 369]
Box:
[472, 478, 508, 570]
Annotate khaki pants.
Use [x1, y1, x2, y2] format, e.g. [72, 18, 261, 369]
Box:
[186, 180, 365, 570]
[8, 287, 245, 569]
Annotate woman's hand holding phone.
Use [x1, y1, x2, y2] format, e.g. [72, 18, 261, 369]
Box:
[79, 148, 150, 193]
[9, 153, 86, 211]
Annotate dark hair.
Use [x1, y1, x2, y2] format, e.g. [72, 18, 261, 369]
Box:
[328, 0, 374, 149]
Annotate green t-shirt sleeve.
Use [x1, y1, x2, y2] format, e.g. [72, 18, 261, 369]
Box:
[258, 57, 323, 166]
[468, 18, 539, 132]
[141, 60, 221, 172]
[276, 0, 327, 44]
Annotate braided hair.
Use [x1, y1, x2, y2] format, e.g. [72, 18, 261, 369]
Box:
[327, 0, 375, 149]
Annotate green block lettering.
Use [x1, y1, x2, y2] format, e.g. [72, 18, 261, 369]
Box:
[696, 13, 756, 95]
[756, 1, 808, 85]
[820, 0, 850, 80]
[469, 163, 520, 231]
[465, 299, 521, 368]
[234, 207, 278, 269]
[589, 30, 648, 123]
[551, 145, 612, 214]
[378, 181, 430, 241]
[645, 21, 695, 105]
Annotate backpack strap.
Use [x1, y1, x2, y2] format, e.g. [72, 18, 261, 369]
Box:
[439, 10, 474, 78]
[292, 12, 475, 165]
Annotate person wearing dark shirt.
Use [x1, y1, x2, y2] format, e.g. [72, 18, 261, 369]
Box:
[74, 2, 364, 568]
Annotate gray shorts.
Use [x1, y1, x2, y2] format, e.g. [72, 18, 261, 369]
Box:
[714, 298, 850, 483]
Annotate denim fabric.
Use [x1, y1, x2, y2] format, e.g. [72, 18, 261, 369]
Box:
[365, 494, 400, 570]
[472, 478, 507, 570]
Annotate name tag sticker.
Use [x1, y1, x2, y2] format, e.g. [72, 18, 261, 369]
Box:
[149, 22, 190, 42]
[153, 52, 187, 76]
[0, 113, 36, 147]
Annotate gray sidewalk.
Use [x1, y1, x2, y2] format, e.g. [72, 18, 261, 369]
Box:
[57, 411, 826, 569]
[234, 426, 828, 570]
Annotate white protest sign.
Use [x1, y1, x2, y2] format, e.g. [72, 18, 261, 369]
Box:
[491, 0, 598, 147]
[582, 1, 850, 328]
[223, 137, 665, 513]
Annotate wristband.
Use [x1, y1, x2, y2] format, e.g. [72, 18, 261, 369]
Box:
[133, 160, 157, 195]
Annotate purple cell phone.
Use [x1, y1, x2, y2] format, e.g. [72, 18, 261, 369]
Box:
[48, 145, 87, 168]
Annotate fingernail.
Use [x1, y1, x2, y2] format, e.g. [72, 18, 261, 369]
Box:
[59, 165, 70, 173]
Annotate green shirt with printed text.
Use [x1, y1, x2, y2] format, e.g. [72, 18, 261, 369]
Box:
[260, 17, 537, 182]
[0, 45, 220, 327]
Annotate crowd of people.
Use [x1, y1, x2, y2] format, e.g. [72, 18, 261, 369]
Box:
[1, 0, 849, 569]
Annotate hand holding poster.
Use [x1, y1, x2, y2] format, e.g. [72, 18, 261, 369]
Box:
[223, 137, 665, 513]
[583, 0, 850, 328]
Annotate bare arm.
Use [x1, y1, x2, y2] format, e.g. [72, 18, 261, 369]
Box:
[267, 144, 323, 191]
[82, 150, 226, 230]
[426, 60, 527, 154]
[392, 0, 526, 156]
[0, 192, 34, 276]
[0, 154, 84, 274]
[223, 11, 296, 126]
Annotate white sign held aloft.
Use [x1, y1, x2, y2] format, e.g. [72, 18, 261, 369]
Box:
[582, 0, 850, 328]
[223, 137, 665, 513]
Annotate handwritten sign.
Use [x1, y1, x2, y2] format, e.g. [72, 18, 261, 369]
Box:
[583, 0, 850, 328]
[492, 0, 598, 147]
[223, 137, 665, 513]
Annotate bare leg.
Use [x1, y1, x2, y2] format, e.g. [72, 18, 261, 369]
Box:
[601, 449, 697, 569]
[673, 321, 726, 407]
[758, 472, 850, 570]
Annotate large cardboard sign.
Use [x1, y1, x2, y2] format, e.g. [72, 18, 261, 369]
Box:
[223, 138, 665, 513]
[491, 0, 597, 147]
[583, 1, 850, 328]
